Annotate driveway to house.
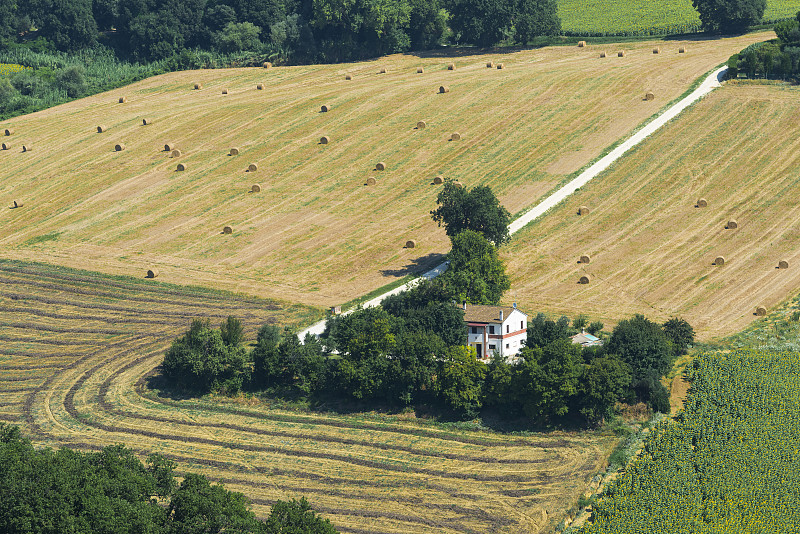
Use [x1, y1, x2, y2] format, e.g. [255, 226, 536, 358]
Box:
[299, 66, 729, 339]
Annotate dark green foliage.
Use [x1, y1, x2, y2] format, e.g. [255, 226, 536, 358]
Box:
[264, 497, 338, 534]
[0, 424, 337, 533]
[408, 0, 448, 49]
[606, 314, 675, 379]
[381, 279, 466, 346]
[439, 230, 510, 305]
[0, 77, 14, 106]
[384, 330, 444, 405]
[517, 339, 583, 423]
[434, 345, 486, 419]
[691, 0, 766, 33]
[447, 0, 514, 47]
[161, 318, 249, 394]
[0, 0, 19, 42]
[662, 317, 695, 357]
[514, 0, 560, 44]
[55, 64, 87, 97]
[525, 313, 572, 348]
[579, 355, 632, 423]
[221, 315, 246, 347]
[430, 180, 511, 246]
[587, 321, 604, 336]
[21, 0, 98, 50]
[213, 21, 264, 53]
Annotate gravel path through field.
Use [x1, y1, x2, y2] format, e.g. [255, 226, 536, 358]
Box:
[299, 66, 729, 339]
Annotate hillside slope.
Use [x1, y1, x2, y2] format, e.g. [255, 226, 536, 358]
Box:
[0, 34, 765, 306]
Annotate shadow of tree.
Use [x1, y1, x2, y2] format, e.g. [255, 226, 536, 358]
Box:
[380, 253, 446, 278]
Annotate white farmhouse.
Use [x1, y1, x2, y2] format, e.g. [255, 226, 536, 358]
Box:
[462, 303, 528, 360]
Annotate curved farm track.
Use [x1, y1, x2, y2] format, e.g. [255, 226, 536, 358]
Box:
[0, 261, 614, 533]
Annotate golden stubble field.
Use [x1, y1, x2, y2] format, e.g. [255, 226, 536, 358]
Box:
[0, 33, 768, 307]
[503, 82, 800, 340]
[0, 261, 616, 533]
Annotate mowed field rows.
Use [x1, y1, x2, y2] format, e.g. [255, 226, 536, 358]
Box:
[504, 83, 800, 340]
[0, 33, 767, 307]
[0, 261, 616, 534]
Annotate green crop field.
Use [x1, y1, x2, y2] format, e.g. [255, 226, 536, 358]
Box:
[580, 344, 800, 532]
[558, 0, 800, 36]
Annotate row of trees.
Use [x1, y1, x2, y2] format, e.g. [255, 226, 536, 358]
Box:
[0, 0, 561, 63]
[727, 11, 800, 79]
[0, 424, 337, 534]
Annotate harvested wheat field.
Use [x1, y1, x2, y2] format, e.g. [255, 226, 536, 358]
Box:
[0, 34, 768, 307]
[0, 260, 615, 533]
[504, 82, 800, 340]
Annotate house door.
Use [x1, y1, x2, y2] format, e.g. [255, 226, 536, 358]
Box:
[475, 344, 483, 358]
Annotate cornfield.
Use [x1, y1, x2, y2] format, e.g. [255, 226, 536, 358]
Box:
[558, 0, 800, 36]
[580, 348, 800, 532]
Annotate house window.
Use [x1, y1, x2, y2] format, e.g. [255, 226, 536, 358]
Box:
[471, 326, 477, 334]
[489, 325, 495, 334]
[520, 321, 524, 330]
[506, 325, 509, 333]
[489, 344, 496, 350]
[506, 343, 510, 349]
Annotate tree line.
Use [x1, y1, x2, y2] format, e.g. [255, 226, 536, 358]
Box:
[727, 11, 800, 79]
[0, 423, 337, 534]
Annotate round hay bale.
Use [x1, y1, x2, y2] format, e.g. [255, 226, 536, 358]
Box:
[164, 143, 176, 152]
[193, 82, 202, 90]
[433, 175, 444, 185]
[118, 97, 127, 103]
[599, 51, 607, 58]
[416, 120, 427, 129]
[447, 63, 455, 70]
[405, 240, 416, 248]
[320, 104, 330, 112]
[579, 254, 591, 264]
[248, 163, 258, 172]
[645, 91, 655, 101]
[263, 62, 272, 68]
[417, 67, 424, 73]
[578, 40, 587, 47]
[375, 162, 386, 171]
[230, 147, 239, 156]
[320, 136, 330, 144]
[714, 256, 726, 266]
[697, 198, 708, 208]
[251, 184, 261, 193]
[171, 149, 182, 158]
[4, 128, 13, 136]
[221, 88, 228, 95]
[453, 181, 464, 189]
[450, 132, 461, 141]
[439, 85, 450, 94]
[653, 47, 661, 54]
[366, 177, 377, 186]
[679, 46, 687, 53]
[496, 63, 504, 69]
[257, 83, 264, 90]
[726, 220, 738, 229]
[146, 268, 159, 279]
[755, 305, 767, 316]
[618, 50, 626, 57]
[379, 66, 387, 74]
[115, 143, 125, 151]
[222, 226, 233, 234]
[578, 205, 590, 215]
[579, 275, 591, 285]
[142, 118, 152, 125]
[486, 61, 494, 68]
[176, 163, 186, 171]
[345, 73, 352, 80]
[778, 260, 789, 269]
[1, 142, 10, 150]
[22, 144, 31, 152]
[97, 125, 107, 133]
[12, 200, 23, 208]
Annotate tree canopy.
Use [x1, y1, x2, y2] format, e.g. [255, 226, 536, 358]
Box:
[438, 229, 510, 305]
[692, 0, 766, 33]
[430, 180, 511, 246]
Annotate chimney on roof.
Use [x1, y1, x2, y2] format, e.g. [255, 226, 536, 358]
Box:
[463, 301, 467, 311]
[499, 310, 504, 321]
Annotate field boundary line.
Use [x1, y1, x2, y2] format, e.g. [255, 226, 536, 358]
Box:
[298, 66, 729, 339]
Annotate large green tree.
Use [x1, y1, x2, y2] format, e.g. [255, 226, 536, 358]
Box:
[430, 180, 511, 246]
[434, 345, 486, 419]
[691, 0, 766, 33]
[514, 0, 560, 44]
[446, 0, 513, 47]
[20, 0, 97, 50]
[439, 229, 510, 305]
